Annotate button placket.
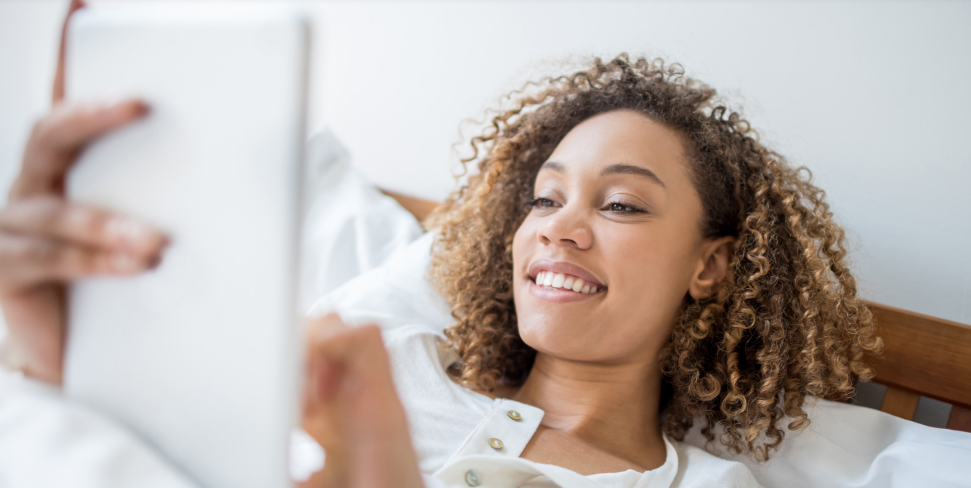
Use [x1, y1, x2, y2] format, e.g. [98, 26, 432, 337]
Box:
[440, 397, 545, 473]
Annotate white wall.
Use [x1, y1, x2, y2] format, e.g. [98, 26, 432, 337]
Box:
[1, 0, 969, 324]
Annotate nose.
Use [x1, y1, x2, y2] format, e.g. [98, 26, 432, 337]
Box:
[537, 203, 593, 250]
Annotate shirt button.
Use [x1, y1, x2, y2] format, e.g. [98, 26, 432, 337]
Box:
[507, 410, 522, 421]
[488, 437, 504, 450]
[465, 469, 482, 486]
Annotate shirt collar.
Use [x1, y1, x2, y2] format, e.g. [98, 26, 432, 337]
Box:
[434, 397, 679, 487]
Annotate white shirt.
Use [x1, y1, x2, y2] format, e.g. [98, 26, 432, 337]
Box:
[310, 233, 762, 488]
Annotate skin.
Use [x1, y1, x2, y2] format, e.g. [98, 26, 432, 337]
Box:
[5, 2, 733, 486]
[507, 109, 734, 474]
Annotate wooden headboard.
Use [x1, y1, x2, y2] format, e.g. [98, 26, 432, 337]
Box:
[382, 190, 971, 433]
[864, 302, 971, 432]
[382, 190, 439, 224]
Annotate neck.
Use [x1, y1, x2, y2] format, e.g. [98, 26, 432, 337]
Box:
[512, 352, 665, 461]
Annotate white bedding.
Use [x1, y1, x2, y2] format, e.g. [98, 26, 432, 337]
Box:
[0, 129, 968, 488]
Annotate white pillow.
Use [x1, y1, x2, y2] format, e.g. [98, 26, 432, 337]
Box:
[684, 396, 971, 487]
[298, 128, 424, 312]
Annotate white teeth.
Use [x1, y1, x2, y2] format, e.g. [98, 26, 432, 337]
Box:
[542, 272, 554, 287]
[533, 271, 604, 294]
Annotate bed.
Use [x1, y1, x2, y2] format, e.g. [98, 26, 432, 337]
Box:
[0, 128, 968, 488]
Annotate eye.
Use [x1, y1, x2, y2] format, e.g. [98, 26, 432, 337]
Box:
[605, 201, 645, 213]
[527, 197, 558, 209]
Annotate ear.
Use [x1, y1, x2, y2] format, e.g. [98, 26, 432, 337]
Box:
[688, 236, 735, 300]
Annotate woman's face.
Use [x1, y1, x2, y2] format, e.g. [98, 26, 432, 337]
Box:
[511, 109, 731, 364]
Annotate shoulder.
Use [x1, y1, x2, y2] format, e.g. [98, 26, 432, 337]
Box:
[670, 438, 763, 488]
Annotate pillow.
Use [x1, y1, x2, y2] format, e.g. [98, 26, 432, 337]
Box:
[298, 128, 424, 312]
[683, 397, 971, 487]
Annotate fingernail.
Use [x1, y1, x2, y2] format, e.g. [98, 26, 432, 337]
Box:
[132, 100, 150, 115]
[111, 252, 138, 272]
[146, 254, 163, 270]
[315, 360, 340, 402]
[92, 99, 124, 113]
[105, 217, 156, 248]
[95, 100, 150, 121]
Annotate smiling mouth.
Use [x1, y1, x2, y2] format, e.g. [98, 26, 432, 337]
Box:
[532, 271, 604, 294]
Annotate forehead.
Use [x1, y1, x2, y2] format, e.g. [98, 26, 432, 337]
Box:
[544, 110, 689, 179]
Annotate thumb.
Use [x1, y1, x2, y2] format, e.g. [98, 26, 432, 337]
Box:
[53, 0, 87, 104]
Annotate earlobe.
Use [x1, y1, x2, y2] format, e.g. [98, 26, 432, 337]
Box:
[688, 237, 735, 300]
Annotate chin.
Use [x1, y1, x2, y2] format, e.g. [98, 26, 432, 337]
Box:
[516, 313, 601, 361]
[513, 285, 610, 360]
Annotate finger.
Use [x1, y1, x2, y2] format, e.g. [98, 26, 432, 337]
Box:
[52, 0, 87, 104]
[300, 316, 423, 488]
[12, 100, 149, 200]
[304, 315, 389, 375]
[304, 318, 401, 426]
[0, 234, 155, 290]
[302, 314, 354, 404]
[0, 196, 168, 255]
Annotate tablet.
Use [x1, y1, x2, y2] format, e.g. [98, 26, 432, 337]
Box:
[63, 6, 309, 488]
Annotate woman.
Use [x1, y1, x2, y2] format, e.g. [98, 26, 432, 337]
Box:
[0, 3, 881, 487]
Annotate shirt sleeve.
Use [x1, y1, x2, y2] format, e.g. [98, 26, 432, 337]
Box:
[0, 371, 198, 488]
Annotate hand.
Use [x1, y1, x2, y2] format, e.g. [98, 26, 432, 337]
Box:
[299, 314, 424, 488]
[0, 0, 168, 384]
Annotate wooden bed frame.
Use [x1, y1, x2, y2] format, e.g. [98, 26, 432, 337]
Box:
[865, 302, 971, 432]
[383, 190, 971, 434]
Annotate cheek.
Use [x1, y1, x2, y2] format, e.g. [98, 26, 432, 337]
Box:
[596, 225, 696, 338]
[604, 226, 685, 289]
[511, 221, 529, 277]
[511, 220, 531, 301]
[511, 218, 568, 349]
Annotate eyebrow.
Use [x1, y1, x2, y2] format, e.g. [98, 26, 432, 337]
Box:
[601, 164, 666, 187]
[539, 161, 666, 188]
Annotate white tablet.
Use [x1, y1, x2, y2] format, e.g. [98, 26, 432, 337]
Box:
[63, 6, 309, 488]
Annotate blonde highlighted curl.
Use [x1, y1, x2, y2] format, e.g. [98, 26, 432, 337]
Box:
[426, 54, 882, 460]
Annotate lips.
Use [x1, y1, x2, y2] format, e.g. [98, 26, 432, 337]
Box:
[526, 260, 606, 294]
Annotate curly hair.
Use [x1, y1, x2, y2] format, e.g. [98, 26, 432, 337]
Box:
[425, 54, 882, 461]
